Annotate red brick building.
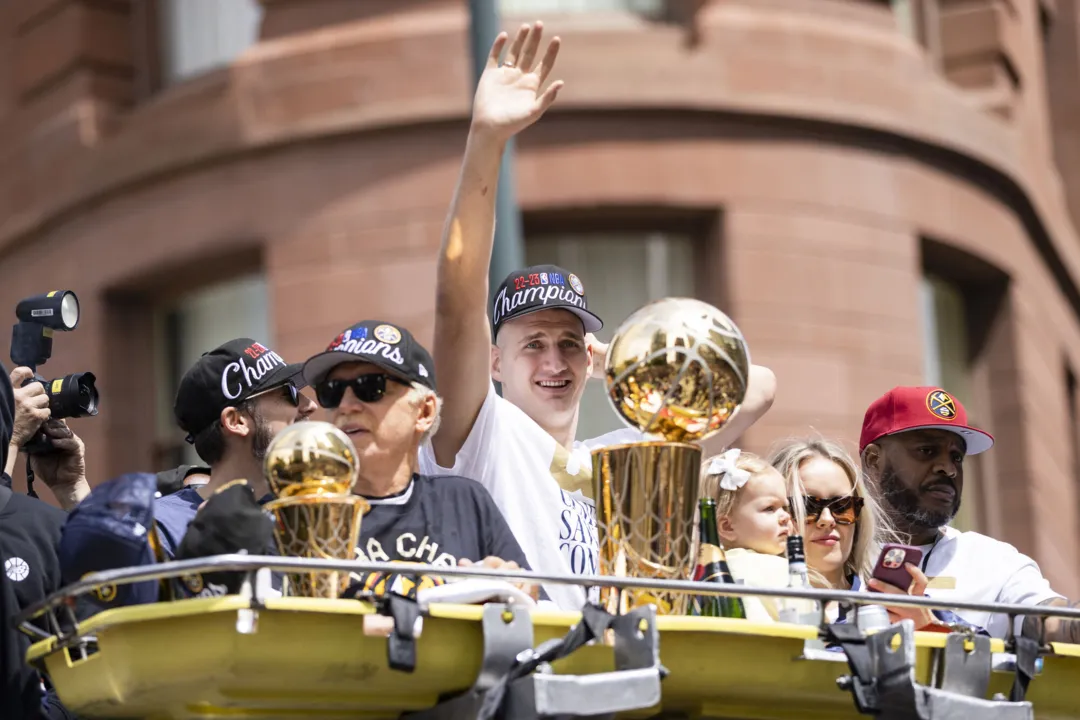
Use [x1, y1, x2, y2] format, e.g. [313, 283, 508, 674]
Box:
[1, 0, 1078, 595]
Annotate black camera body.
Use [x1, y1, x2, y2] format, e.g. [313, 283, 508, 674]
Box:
[10, 291, 99, 455]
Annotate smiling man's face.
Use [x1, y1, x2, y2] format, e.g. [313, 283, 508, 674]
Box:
[491, 309, 592, 436]
[870, 429, 966, 532]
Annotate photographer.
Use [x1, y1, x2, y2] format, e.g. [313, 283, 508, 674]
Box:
[3, 367, 90, 511]
[0, 363, 76, 719]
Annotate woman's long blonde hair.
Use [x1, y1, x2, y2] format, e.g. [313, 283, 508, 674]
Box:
[768, 437, 896, 588]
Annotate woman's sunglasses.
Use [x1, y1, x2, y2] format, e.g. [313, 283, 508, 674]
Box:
[315, 373, 410, 409]
[791, 494, 864, 526]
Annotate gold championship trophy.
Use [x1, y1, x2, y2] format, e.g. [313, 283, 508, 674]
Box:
[263, 421, 370, 598]
[593, 298, 751, 615]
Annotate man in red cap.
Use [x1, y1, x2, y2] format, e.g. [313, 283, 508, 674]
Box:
[860, 386, 1077, 641]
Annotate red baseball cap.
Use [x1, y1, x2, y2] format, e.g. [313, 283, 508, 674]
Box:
[859, 386, 994, 455]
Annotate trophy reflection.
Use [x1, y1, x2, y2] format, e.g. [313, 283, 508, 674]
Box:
[263, 421, 369, 598]
[593, 298, 751, 615]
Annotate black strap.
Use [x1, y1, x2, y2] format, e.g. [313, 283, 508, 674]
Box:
[25, 458, 37, 499]
[385, 594, 421, 673]
[477, 604, 615, 720]
[1009, 635, 1039, 702]
[0, 482, 11, 513]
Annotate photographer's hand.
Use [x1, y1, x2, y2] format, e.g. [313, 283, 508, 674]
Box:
[29, 420, 89, 510]
[10, 366, 50, 446]
[7, 366, 50, 476]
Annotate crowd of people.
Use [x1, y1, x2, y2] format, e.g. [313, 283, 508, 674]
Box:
[2, 20, 1079, 719]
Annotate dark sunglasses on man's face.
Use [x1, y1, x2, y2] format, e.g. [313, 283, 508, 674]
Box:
[315, 373, 410, 409]
[249, 381, 300, 407]
[791, 495, 864, 526]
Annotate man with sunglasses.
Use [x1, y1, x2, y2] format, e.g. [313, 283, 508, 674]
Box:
[156, 338, 317, 560]
[859, 386, 1078, 641]
[302, 320, 533, 596]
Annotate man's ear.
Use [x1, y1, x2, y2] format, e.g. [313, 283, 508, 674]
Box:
[862, 442, 882, 477]
[415, 392, 438, 435]
[219, 406, 252, 440]
[491, 344, 502, 383]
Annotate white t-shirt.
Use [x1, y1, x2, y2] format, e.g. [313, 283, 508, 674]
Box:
[419, 383, 641, 609]
[856, 526, 1063, 638]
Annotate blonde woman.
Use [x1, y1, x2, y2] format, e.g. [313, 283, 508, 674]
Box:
[770, 437, 986, 633]
[768, 437, 891, 592]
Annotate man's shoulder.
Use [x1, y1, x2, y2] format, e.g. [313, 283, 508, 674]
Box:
[415, 473, 490, 498]
[153, 488, 201, 533]
[577, 427, 644, 451]
[155, 486, 202, 510]
[944, 527, 1028, 558]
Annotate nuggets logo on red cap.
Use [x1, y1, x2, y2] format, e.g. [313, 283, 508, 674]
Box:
[926, 390, 957, 421]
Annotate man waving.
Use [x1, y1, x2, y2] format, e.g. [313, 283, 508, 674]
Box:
[423, 22, 777, 608]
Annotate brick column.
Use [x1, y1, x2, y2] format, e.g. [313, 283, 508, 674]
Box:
[12, 1, 133, 117]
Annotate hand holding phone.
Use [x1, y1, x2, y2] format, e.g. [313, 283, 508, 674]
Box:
[869, 544, 924, 592]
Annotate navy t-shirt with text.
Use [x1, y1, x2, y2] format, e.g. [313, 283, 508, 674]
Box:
[357, 474, 530, 570]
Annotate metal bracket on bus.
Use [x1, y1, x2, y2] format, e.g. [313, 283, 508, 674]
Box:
[407, 604, 664, 720]
[831, 621, 1033, 720]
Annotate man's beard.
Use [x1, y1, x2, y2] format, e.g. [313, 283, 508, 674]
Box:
[249, 411, 275, 461]
[878, 462, 960, 532]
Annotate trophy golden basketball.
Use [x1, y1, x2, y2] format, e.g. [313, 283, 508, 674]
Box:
[263, 421, 369, 599]
[593, 298, 751, 615]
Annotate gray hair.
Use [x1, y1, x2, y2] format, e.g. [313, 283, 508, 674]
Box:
[409, 382, 442, 444]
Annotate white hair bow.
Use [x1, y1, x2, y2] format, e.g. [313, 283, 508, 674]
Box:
[708, 449, 751, 492]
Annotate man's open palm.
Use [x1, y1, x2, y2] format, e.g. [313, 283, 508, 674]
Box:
[472, 21, 563, 140]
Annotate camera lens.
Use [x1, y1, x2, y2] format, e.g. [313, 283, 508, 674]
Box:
[45, 372, 99, 419]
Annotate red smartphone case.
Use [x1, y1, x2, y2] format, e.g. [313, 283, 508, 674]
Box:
[870, 544, 925, 590]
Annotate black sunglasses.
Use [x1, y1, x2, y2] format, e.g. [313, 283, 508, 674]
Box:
[315, 373, 410, 408]
[249, 381, 300, 408]
[790, 495, 864, 526]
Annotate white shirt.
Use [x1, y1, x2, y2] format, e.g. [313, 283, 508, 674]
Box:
[865, 526, 1063, 638]
[419, 383, 641, 609]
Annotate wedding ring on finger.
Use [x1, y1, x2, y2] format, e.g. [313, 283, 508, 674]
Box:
[503, 61, 516, 69]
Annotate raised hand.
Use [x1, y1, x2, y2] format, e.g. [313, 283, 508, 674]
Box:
[471, 21, 564, 141]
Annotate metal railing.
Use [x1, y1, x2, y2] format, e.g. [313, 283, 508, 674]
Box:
[18, 553, 1080, 632]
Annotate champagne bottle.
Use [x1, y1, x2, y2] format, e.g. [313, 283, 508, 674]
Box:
[691, 498, 747, 619]
[778, 535, 821, 625]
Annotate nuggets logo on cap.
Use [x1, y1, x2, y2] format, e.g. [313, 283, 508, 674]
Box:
[568, 273, 585, 295]
[926, 390, 957, 421]
[374, 324, 402, 344]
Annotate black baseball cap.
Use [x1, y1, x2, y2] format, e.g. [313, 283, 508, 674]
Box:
[174, 338, 306, 442]
[491, 264, 603, 339]
[302, 320, 436, 390]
